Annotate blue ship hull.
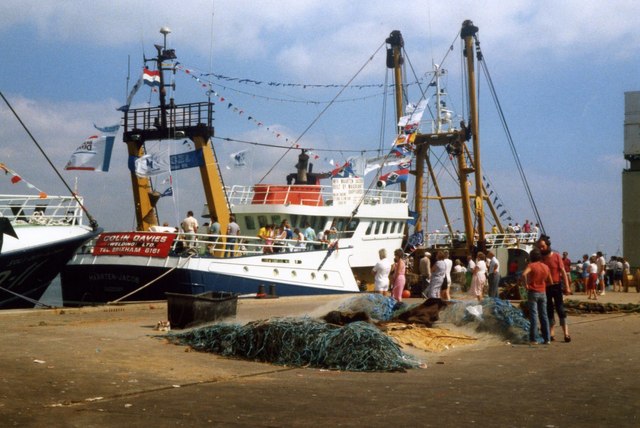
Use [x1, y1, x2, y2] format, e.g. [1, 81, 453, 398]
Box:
[60, 263, 355, 306]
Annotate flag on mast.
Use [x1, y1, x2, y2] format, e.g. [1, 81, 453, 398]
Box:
[142, 68, 161, 87]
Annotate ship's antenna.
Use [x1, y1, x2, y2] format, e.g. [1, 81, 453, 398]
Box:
[125, 55, 131, 102]
[208, 0, 215, 103]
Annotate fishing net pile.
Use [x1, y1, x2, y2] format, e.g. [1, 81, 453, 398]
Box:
[335, 293, 401, 321]
[563, 300, 640, 314]
[167, 316, 421, 372]
[439, 297, 532, 344]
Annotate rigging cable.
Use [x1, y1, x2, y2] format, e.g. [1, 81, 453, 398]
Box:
[0, 91, 99, 231]
[378, 69, 390, 154]
[257, 40, 387, 184]
[475, 42, 545, 234]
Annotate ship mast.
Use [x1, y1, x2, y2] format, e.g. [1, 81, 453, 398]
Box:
[122, 28, 230, 233]
[386, 30, 407, 197]
[461, 20, 485, 252]
[387, 21, 488, 255]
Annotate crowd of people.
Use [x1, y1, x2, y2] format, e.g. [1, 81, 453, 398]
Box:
[168, 211, 338, 257]
[373, 248, 503, 304]
[372, 233, 609, 346]
[257, 220, 337, 254]
[566, 252, 630, 298]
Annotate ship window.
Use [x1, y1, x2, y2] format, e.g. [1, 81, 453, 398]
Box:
[258, 215, 268, 228]
[290, 215, 299, 228]
[389, 222, 396, 233]
[244, 216, 256, 231]
[346, 219, 359, 238]
[271, 215, 281, 226]
[365, 221, 373, 235]
[299, 215, 308, 228]
[374, 221, 382, 235]
[330, 217, 359, 238]
[382, 221, 389, 234]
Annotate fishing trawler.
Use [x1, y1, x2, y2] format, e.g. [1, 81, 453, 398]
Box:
[60, 29, 409, 306]
[0, 170, 100, 309]
[384, 21, 538, 279]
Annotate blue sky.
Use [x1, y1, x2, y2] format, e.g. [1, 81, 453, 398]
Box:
[0, 0, 637, 259]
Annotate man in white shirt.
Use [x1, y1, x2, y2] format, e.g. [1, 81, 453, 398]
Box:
[442, 250, 453, 300]
[419, 252, 432, 297]
[181, 211, 198, 248]
[487, 251, 501, 298]
[225, 215, 240, 257]
[372, 249, 392, 295]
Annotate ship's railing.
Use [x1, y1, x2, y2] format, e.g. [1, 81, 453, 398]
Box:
[425, 232, 539, 249]
[123, 102, 213, 133]
[0, 195, 85, 226]
[76, 231, 338, 258]
[226, 184, 407, 206]
[181, 232, 334, 257]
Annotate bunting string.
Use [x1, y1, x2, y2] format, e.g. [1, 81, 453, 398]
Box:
[178, 65, 330, 163]
[0, 162, 47, 198]
[482, 174, 512, 223]
[194, 70, 428, 90]
[212, 81, 388, 105]
[176, 62, 418, 184]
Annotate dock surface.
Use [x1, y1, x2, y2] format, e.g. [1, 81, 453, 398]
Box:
[1, 292, 639, 427]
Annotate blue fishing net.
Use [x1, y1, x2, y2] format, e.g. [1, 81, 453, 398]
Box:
[439, 297, 532, 344]
[167, 316, 421, 372]
[335, 294, 404, 321]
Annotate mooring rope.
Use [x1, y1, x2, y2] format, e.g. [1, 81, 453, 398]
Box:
[107, 251, 197, 305]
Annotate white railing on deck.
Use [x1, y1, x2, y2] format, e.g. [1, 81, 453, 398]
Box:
[226, 185, 406, 206]
[0, 194, 85, 226]
[426, 232, 539, 248]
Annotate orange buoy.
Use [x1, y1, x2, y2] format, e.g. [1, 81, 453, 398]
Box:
[402, 289, 411, 298]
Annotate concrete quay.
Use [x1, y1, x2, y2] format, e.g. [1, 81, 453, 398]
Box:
[0, 291, 639, 427]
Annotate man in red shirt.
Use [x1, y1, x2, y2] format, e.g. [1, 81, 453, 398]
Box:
[537, 235, 571, 342]
[521, 248, 552, 344]
[562, 252, 571, 274]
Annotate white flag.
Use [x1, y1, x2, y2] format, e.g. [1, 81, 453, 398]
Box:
[65, 133, 116, 172]
[348, 153, 412, 176]
[398, 99, 427, 128]
[135, 149, 170, 177]
[230, 149, 248, 167]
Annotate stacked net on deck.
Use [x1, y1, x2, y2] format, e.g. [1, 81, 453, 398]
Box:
[439, 297, 531, 344]
[167, 316, 421, 372]
[335, 293, 408, 321]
